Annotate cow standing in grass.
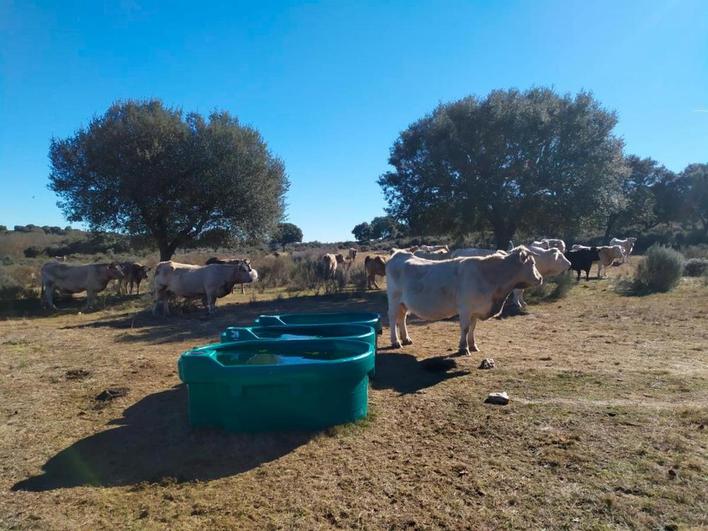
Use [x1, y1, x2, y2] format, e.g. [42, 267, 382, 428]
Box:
[117, 262, 151, 295]
[153, 261, 258, 315]
[205, 257, 253, 294]
[385, 247, 542, 355]
[41, 262, 124, 310]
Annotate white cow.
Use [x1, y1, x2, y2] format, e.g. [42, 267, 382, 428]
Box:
[385, 247, 543, 355]
[41, 262, 124, 310]
[153, 261, 258, 315]
[510, 246, 571, 307]
[609, 237, 637, 263]
[320, 254, 338, 280]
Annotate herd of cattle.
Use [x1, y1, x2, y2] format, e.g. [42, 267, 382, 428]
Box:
[37, 237, 637, 350]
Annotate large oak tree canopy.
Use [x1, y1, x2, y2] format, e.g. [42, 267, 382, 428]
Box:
[49, 100, 289, 260]
[379, 88, 628, 248]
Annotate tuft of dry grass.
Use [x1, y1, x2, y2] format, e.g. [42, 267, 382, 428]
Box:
[0, 261, 706, 529]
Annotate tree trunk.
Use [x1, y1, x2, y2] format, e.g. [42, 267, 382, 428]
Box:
[158, 240, 178, 261]
[603, 213, 618, 244]
[493, 226, 516, 251]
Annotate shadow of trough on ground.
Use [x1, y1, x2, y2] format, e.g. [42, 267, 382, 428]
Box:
[12, 385, 316, 491]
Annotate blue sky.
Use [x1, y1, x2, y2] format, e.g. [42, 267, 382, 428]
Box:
[1, 0, 706, 242]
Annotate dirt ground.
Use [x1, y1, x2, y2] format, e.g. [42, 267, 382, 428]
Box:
[1, 263, 706, 530]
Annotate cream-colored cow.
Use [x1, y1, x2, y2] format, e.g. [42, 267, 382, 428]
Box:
[385, 247, 542, 355]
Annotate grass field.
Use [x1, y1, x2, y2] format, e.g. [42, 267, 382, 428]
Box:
[1, 263, 706, 529]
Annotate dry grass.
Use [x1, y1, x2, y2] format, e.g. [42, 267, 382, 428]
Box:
[0, 262, 706, 530]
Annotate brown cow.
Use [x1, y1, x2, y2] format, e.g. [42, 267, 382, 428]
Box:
[364, 255, 387, 289]
[117, 262, 151, 295]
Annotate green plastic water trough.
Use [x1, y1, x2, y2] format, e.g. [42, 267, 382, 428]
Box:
[178, 339, 373, 432]
[220, 323, 377, 350]
[254, 312, 382, 334]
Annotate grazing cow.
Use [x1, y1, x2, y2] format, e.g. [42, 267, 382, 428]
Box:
[153, 261, 258, 315]
[116, 262, 151, 295]
[596, 245, 625, 278]
[385, 247, 543, 354]
[609, 237, 637, 262]
[565, 247, 600, 281]
[41, 262, 124, 310]
[320, 254, 338, 280]
[205, 257, 253, 294]
[510, 247, 571, 307]
[451, 247, 500, 258]
[364, 255, 387, 289]
[348, 248, 357, 261]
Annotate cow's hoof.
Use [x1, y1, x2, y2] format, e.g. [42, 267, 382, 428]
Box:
[471, 344, 480, 352]
[402, 337, 413, 346]
[391, 342, 402, 349]
[457, 348, 471, 356]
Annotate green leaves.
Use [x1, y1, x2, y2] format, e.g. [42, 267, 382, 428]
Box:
[49, 100, 289, 260]
[379, 88, 626, 246]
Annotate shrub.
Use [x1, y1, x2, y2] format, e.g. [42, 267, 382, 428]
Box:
[23, 246, 44, 258]
[0, 269, 35, 301]
[633, 245, 684, 293]
[253, 255, 295, 290]
[349, 264, 368, 292]
[522, 272, 575, 304]
[682, 244, 708, 259]
[683, 258, 708, 277]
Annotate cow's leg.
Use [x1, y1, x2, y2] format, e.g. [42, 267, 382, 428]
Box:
[205, 293, 216, 315]
[44, 282, 56, 310]
[467, 318, 479, 352]
[457, 310, 475, 355]
[84, 290, 95, 310]
[400, 307, 413, 345]
[388, 302, 405, 348]
[135, 280, 140, 295]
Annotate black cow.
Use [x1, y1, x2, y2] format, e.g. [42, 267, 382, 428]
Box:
[565, 247, 600, 281]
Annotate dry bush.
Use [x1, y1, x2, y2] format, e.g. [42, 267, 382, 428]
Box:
[522, 273, 575, 304]
[632, 245, 684, 293]
[682, 244, 708, 259]
[0, 267, 37, 301]
[683, 258, 708, 277]
[253, 255, 295, 289]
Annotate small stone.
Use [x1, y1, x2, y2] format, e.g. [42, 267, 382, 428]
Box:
[668, 468, 677, 479]
[478, 358, 495, 370]
[484, 392, 509, 405]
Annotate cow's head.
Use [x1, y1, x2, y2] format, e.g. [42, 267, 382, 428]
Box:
[513, 248, 543, 289]
[232, 261, 258, 284]
[138, 265, 151, 280]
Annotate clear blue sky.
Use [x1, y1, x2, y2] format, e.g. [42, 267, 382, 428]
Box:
[1, 0, 706, 242]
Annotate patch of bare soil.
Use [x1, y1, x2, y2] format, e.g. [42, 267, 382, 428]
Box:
[0, 264, 706, 529]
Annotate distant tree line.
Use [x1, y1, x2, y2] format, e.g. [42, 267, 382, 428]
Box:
[10, 225, 72, 235]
